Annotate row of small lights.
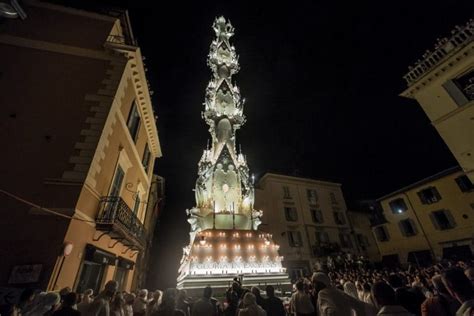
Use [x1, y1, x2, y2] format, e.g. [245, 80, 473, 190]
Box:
[190, 255, 283, 262]
[196, 242, 279, 250]
[199, 232, 273, 239]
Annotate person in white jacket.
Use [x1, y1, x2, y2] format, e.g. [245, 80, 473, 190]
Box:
[313, 272, 371, 316]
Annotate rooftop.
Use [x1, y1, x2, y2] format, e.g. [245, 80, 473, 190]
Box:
[257, 171, 341, 187]
[402, 19, 473, 87]
[377, 166, 461, 201]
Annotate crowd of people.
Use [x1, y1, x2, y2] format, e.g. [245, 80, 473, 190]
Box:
[288, 259, 474, 316]
[1, 259, 473, 316]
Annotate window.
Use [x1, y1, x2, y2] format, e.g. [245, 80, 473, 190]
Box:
[455, 175, 474, 192]
[283, 186, 291, 199]
[442, 70, 473, 106]
[315, 231, 330, 244]
[339, 233, 353, 248]
[142, 144, 152, 174]
[417, 187, 441, 204]
[110, 166, 125, 197]
[399, 219, 418, 237]
[284, 207, 298, 221]
[310, 209, 324, 224]
[389, 198, 408, 214]
[430, 210, 456, 230]
[307, 189, 318, 204]
[333, 211, 346, 225]
[127, 101, 141, 142]
[374, 226, 390, 242]
[288, 231, 302, 247]
[329, 192, 338, 204]
[132, 195, 141, 215]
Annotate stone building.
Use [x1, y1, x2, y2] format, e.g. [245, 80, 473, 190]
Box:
[255, 173, 371, 280]
[373, 167, 474, 265]
[401, 19, 473, 182]
[0, 1, 161, 292]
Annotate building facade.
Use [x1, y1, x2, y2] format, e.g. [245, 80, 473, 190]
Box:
[346, 210, 380, 262]
[255, 173, 369, 280]
[401, 19, 474, 182]
[373, 167, 474, 265]
[0, 1, 161, 293]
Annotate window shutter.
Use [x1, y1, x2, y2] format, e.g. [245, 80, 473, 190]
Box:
[410, 219, 418, 235]
[429, 212, 441, 230]
[445, 210, 457, 228]
[433, 188, 442, 201]
[296, 232, 302, 246]
[442, 80, 469, 106]
[417, 191, 427, 204]
[398, 221, 407, 237]
[287, 231, 294, 247]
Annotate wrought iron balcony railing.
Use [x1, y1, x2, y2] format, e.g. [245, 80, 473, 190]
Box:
[95, 196, 145, 250]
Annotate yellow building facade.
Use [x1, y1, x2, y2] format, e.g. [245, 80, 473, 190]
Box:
[255, 173, 375, 280]
[401, 19, 474, 182]
[373, 167, 474, 265]
[0, 1, 161, 293]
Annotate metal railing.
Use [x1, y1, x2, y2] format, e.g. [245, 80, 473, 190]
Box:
[403, 19, 473, 86]
[96, 196, 145, 248]
[106, 35, 126, 44]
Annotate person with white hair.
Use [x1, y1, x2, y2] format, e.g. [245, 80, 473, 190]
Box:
[312, 272, 370, 316]
[77, 289, 94, 314]
[237, 292, 266, 316]
[86, 280, 118, 316]
[343, 281, 359, 300]
[24, 292, 61, 316]
[133, 289, 149, 316]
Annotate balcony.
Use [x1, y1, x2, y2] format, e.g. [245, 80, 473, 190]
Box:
[95, 196, 146, 250]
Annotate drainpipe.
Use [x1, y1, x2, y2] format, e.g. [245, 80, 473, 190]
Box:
[402, 192, 436, 262]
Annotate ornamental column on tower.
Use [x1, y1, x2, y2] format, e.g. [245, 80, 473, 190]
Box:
[177, 16, 290, 291]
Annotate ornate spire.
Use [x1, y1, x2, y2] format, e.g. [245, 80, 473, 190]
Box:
[203, 16, 246, 131]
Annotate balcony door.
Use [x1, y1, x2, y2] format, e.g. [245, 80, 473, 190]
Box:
[110, 166, 125, 197]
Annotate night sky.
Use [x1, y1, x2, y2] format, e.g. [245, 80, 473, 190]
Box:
[69, 0, 472, 288]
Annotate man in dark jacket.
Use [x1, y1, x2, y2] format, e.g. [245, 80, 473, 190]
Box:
[264, 285, 285, 316]
[53, 292, 81, 316]
[388, 274, 425, 316]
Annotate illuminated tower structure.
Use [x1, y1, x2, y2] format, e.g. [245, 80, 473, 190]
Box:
[177, 16, 290, 291]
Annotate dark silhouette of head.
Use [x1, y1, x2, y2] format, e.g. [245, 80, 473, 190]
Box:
[372, 281, 397, 309]
[387, 274, 404, 289]
[63, 292, 78, 307]
[265, 285, 275, 297]
[295, 280, 305, 291]
[203, 286, 212, 299]
[442, 268, 473, 303]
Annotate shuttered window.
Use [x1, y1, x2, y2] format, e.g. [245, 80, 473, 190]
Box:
[430, 210, 456, 230]
[311, 209, 324, 223]
[417, 187, 442, 204]
[288, 231, 302, 247]
[398, 218, 418, 237]
[284, 207, 298, 221]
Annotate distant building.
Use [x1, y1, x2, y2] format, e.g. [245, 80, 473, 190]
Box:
[346, 210, 380, 262]
[373, 167, 474, 266]
[401, 19, 474, 182]
[0, 1, 161, 292]
[255, 173, 368, 280]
